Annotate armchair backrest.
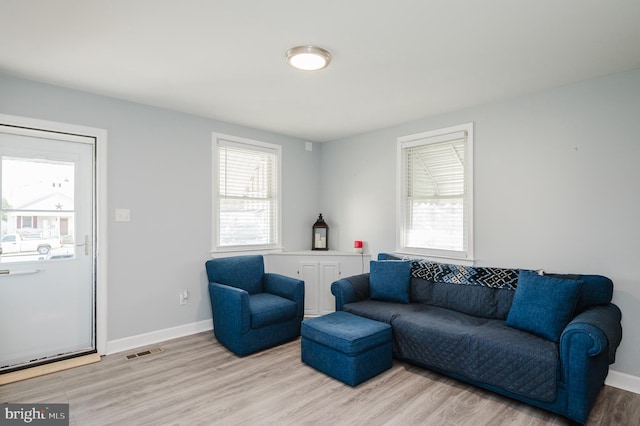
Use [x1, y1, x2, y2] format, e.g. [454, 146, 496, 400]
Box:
[205, 255, 265, 294]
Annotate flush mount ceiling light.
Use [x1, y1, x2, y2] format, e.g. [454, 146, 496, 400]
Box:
[285, 45, 331, 71]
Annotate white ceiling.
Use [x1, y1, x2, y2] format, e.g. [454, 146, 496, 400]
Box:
[2, 1, 640, 142]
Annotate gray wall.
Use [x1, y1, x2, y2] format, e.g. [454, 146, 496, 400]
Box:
[320, 68, 640, 378]
[0, 74, 320, 341]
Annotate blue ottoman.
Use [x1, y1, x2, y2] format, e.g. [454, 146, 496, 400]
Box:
[301, 311, 392, 386]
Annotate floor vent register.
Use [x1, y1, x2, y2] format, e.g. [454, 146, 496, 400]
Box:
[124, 347, 164, 360]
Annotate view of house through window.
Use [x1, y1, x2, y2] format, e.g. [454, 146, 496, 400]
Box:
[213, 134, 281, 251]
[1, 156, 75, 262]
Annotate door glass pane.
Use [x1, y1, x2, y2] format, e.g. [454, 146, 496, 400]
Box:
[1, 156, 75, 263]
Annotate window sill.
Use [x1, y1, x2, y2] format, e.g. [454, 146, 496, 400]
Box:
[393, 249, 475, 266]
[210, 246, 284, 258]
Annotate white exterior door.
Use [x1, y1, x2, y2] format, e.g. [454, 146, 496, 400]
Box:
[0, 123, 96, 372]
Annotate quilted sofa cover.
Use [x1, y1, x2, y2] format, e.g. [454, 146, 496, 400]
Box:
[330, 253, 622, 424]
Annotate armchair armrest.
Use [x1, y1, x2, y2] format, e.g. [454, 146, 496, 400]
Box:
[264, 273, 305, 318]
[331, 273, 370, 311]
[208, 282, 250, 334]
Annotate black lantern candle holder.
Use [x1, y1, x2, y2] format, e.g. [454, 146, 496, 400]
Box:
[312, 214, 329, 250]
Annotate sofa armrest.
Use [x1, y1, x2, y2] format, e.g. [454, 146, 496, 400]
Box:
[264, 273, 305, 318]
[558, 304, 622, 422]
[208, 282, 251, 334]
[331, 273, 371, 311]
[561, 303, 622, 363]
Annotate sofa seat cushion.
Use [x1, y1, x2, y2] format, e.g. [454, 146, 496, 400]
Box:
[301, 311, 391, 356]
[249, 293, 297, 329]
[411, 278, 515, 320]
[343, 300, 423, 324]
[408, 259, 519, 320]
[393, 306, 559, 402]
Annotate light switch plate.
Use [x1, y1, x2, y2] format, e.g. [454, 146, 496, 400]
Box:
[115, 209, 131, 222]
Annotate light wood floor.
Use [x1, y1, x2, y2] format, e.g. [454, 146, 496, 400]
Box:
[1, 332, 638, 425]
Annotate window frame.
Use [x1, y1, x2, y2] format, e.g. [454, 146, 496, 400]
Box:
[396, 122, 474, 263]
[211, 132, 282, 254]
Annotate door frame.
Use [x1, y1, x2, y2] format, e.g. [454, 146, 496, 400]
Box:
[0, 113, 108, 356]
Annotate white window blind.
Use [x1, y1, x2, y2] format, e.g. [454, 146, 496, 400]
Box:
[215, 137, 280, 249]
[398, 123, 473, 260]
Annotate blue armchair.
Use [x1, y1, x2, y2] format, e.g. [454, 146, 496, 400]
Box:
[205, 255, 305, 356]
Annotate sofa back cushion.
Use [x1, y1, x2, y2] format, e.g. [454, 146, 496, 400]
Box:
[544, 273, 613, 313]
[378, 253, 614, 319]
[411, 278, 515, 320]
[405, 256, 519, 319]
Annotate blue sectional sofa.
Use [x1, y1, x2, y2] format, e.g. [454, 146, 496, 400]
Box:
[330, 253, 622, 424]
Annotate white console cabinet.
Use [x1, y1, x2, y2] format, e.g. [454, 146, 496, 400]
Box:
[267, 251, 371, 316]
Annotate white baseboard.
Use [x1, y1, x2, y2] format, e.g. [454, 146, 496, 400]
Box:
[106, 320, 213, 355]
[606, 369, 640, 394]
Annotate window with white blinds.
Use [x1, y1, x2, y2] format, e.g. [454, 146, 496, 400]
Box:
[397, 123, 473, 260]
[212, 133, 281, 251]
